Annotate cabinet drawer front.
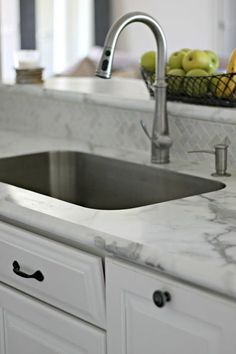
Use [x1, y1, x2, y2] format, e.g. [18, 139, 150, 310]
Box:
[0, 222, 106, 328]
[0, 282, 106, 354]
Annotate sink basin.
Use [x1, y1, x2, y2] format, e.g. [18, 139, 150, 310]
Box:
[0, 151, 225, 210]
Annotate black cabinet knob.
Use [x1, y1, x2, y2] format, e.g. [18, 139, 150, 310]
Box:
[153, 290, 171, 308]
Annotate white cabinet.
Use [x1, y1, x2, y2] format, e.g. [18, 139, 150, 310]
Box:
[0, 221, 106, 354]
[0, 221, 106, 328]
[0, 282, 106, 354]
[106, 258, 236, 354]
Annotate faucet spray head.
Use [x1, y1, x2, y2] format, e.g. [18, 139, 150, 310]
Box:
[95, 46, 113, 79]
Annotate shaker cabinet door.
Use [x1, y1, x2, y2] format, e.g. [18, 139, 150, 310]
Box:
[106, 258, 236, 354]
[0, 221, 106, 329]
[0, 283, 106, 354]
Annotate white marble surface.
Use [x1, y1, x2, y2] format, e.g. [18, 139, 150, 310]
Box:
[3, 77, 236, 123]
[1, 79, 236, 300]
[2, 82, 236, 166]
[45, 77, 236, 124]
[0, 130, 235, 300]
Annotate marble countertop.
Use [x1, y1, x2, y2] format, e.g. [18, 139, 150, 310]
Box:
[3, 78, 236, 125]
[0, 129, 236, 300]
[43, 77, 236, 125]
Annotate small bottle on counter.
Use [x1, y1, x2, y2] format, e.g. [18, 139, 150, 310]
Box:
[14, 50, 44, 84]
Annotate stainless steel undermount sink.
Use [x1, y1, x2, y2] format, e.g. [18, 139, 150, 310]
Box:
[0, 151, 225, 210]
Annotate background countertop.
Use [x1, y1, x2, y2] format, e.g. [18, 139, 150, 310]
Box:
[3, 77, 236, 124]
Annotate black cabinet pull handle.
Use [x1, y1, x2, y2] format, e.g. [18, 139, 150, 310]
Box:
[153, 290, 171, 308]
[12, 261, 44, 282]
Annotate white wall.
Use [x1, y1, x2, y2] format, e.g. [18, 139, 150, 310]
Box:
[73, 0, 94, 62]
[221, 0, 236, 56]
[0, 0, 2, 81]
[111, 0, 221, 58]
[36, 0, 54, 77]
[53, 0, 94, 73]
[0, 0, 20, 82]
[36, 0, 94, 76]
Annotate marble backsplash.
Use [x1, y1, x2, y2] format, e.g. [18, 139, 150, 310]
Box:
[169, 116, 235, 163]
[1, 85, 236, 166]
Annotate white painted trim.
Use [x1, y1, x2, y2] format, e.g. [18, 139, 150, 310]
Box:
[35, 0, 54, 77]
[0, 0, 2, 82]
[0, 0, 20, 82]
[76, 0, 94, 60]
[215, 0, 225, 55]
[53, 0, 67, 72]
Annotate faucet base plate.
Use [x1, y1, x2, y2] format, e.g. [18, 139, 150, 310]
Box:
[211, 172, 231, 177]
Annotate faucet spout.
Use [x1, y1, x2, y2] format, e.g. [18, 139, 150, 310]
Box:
[96, 12, 172, 163]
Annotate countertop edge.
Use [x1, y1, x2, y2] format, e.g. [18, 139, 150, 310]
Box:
[1, 80, 236, 125]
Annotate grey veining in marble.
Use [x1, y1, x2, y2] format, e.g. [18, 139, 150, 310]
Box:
[0, 130, 235, 299]
[0, 80, 236, 300]
[1, 80, 236, 166]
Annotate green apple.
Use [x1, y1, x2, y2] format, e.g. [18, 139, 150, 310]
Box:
[184, 68, 209, 96]
[204, 50, 220, 74]
[209, 75, 221, 95]
[167, 68, 185, 94]
[165, 64, 171, 74]
[167, 68, 185, 76]
[140, 51, 156, 73]
[168, 50, 187, 69]
[186, 68, 209, 76]
[181, 48, 191, 53]
[182, 50, 211, 72]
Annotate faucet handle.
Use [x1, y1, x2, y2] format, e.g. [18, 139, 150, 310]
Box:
[140, 120, 152, 141]
[140, 120, 172, 148]
[188, 144, 231, 177]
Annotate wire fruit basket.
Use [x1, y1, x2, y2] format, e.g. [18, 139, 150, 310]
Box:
[141, 69, 236, 107]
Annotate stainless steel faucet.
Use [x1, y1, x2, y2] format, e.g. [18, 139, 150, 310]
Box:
[96, 12, 172, 164]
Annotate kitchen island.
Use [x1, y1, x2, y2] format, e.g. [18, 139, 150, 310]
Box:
[0, 78, 236, 353]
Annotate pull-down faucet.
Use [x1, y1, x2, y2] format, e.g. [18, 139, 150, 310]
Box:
[96, 12, 172, 164]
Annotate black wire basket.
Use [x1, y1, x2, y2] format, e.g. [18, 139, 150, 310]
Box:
[141, 69, 236, 107]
